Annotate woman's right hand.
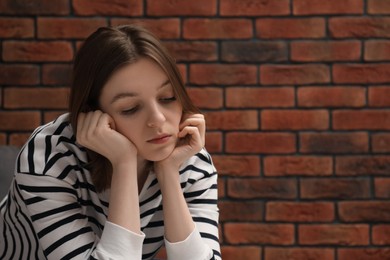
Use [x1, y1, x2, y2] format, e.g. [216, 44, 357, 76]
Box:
[76, 110, 137, 165]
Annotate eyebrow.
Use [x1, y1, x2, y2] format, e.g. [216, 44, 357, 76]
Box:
[110, 79, 171, 104]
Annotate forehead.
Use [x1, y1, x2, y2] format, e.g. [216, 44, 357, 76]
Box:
[102, 58, 169, 97]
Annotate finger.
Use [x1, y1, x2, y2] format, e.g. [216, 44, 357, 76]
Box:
[97, 113, 115, 130]
[179, 117, 205, 129]
[181, 113, 203, 121]
[87, 110, 103, 137]
[180, 117, 205, 146]
[76, 113, 86, 141]
[178, 126, 203, 151]
[178, 126, 201, 142]
[77, 113, 86, 133]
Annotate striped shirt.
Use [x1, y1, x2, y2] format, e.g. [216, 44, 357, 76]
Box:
[0, 113, 220, 260]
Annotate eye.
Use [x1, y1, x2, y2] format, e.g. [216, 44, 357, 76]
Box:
[121, 105, 139, 115]
[160, 96, 176, 103]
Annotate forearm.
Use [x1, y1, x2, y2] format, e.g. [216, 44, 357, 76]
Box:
[158, 167, 195, 242]
[108, 161, 141, 234]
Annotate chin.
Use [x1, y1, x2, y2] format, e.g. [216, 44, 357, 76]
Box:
[142, 145, 175, 162]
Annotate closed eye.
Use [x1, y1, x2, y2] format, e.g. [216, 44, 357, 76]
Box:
[160, 96, 176, 103]
[121, 106, 139, 115]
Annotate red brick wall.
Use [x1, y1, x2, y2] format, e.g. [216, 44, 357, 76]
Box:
[1, 0, 390, 259]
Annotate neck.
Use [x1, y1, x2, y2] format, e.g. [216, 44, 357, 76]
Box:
[136, 156, 150, 193]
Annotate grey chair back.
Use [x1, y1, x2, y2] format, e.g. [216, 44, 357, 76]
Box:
[0, 146, 20, 199]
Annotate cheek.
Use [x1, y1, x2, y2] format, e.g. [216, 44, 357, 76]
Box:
[112, 117, 141, 142]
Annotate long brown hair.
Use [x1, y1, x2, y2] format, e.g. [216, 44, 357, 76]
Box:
[69, 25, 199, 192]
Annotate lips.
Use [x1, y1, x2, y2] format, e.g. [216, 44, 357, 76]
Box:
[147, 134, 172, 144]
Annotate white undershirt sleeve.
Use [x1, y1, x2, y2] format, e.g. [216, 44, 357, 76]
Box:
[164, 226, 211, 260]
[94, 221, 145, 260]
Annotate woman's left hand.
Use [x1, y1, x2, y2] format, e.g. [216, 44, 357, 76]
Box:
[155, 113, 205, 176]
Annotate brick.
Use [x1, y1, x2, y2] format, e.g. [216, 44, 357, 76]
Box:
[111, 18, 180, 39]
[330, 17, 390, 38]
[373, 133, 390, 153]
[265, 247, 334, 260]
[219, 225, 223, 244]
[187, 87, 222, 109]
[9, 133, 31, 147]
[226, 132, 296, 154]
[299, 224, 369, 245]
[365, 40, 390, 61]
[369, 86, 390, 107]
[373, 225, 390, 245]
[294, 0, 363, 15]
[368, 0, 390, 14]
[333, 64, 390, 84]
[0, 65, 39, 85]
[375, 178, 390, 198]
[298, 86, 366, 107]
[183, 19, 252, 40]
[262, 110, 329, 130]
[73, 0, 142, 16]
[3, 41, 73, 62]
[42, 64, 72, 85]
[339, 201, 390, 222]
[205, 110, 258, 130]
[0, 18, 34, 38]
[154, 247, 167, 259]
[221, 246, 261, 260]
[256, 18, 325, 39]
[221, 41, 287, 62]
[44, 111, 67, 123]
[190, 64, 257, 85]
[333, 110, 390, 130]
[300, 132, 369, 154]
[0, 0, 69, 15]
[0, 112, 40, 131]
[220, 0, 289, 16]
[291, 41, 361, 62]
[147, 0, 216, 16]
[266, 202, 334, 222]
[0, 134, 6, 145]
[205, 132, 222, 153]
[38, 18, 107, 39]
[227, 178, 297, 199]
[213, 155, 260, 177]
[225, 223, 294, 245]
[4, 87, 69, 109]
[261, 65, 330, 85]
[264, 156, 332, 176]
[336, 156, 390, 176]
[219, 201, 263, 221]
[218, 177, 225, 198]
[226, 87, 294, 108]
[164, 41, 217, 62]
[177, 64, 187, 84]
[300, 178, 371, 199]
[339, 248, 390, 260]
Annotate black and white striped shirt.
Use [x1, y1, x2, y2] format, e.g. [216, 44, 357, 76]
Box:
[0, 113, 220, 260]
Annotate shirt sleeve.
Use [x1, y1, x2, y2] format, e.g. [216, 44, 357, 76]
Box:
[15, 172, 145, 260]
[14, 130, 145, 260]
[165, 149, 221, 260]
[93, 221, 145, 259]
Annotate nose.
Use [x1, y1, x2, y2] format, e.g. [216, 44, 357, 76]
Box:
[147, 103, 166, 128]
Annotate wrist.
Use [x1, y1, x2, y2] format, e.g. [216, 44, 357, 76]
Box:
[155, 165, 180, 188]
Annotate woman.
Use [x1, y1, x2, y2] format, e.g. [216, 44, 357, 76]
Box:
[0, 25, 220, 260]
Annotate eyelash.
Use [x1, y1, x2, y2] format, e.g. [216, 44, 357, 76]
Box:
[121, 106, 139, 115]
[121, 96, 176, 115]
[160, 96, 177, 103]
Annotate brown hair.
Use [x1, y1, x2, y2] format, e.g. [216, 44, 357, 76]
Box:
[69, 25, 199, 192]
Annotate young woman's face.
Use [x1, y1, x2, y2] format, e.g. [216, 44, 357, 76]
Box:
[99, 57, 183, 162]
